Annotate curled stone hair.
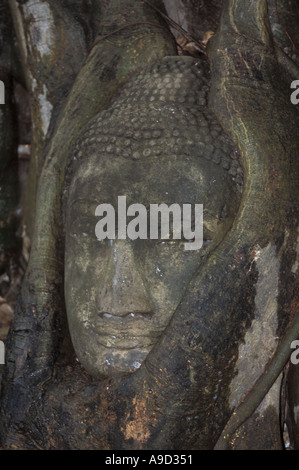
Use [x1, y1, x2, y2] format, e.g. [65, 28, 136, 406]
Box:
[62, 55, 243, 230]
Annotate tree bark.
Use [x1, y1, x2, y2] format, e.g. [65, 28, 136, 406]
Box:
[0, 0, 298, 450]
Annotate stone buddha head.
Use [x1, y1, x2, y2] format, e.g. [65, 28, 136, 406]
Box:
[62, 57, 242, 378]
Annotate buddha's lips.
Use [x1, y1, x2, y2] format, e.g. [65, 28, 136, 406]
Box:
[82, 311, 164, 349]
[95, 310, 159, 336]
[98, 311, 154, 320]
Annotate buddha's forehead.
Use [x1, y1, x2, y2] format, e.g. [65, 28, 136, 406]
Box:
[68, 153, 208, 207]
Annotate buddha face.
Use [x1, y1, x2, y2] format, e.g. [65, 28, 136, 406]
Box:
[64, 150, 240, 378]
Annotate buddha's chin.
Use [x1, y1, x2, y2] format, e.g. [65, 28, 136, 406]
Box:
[75, 343, 152, 379]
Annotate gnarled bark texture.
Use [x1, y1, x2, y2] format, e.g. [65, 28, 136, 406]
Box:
[0, 0, 298, 450]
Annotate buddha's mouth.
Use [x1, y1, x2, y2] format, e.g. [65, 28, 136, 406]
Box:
[84, 310, 163, 350]
[98, 311, 154, 320]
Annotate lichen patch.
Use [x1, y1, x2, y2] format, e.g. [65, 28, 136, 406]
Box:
[24, 1, 55, 58]
[229, 243, 280, 409]
[122, 396, 153, 445]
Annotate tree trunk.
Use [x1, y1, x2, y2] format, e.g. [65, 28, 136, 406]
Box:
[0, 0, 298, 450]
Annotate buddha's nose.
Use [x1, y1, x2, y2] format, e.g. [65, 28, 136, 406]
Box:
[96, 241, 153, 317]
